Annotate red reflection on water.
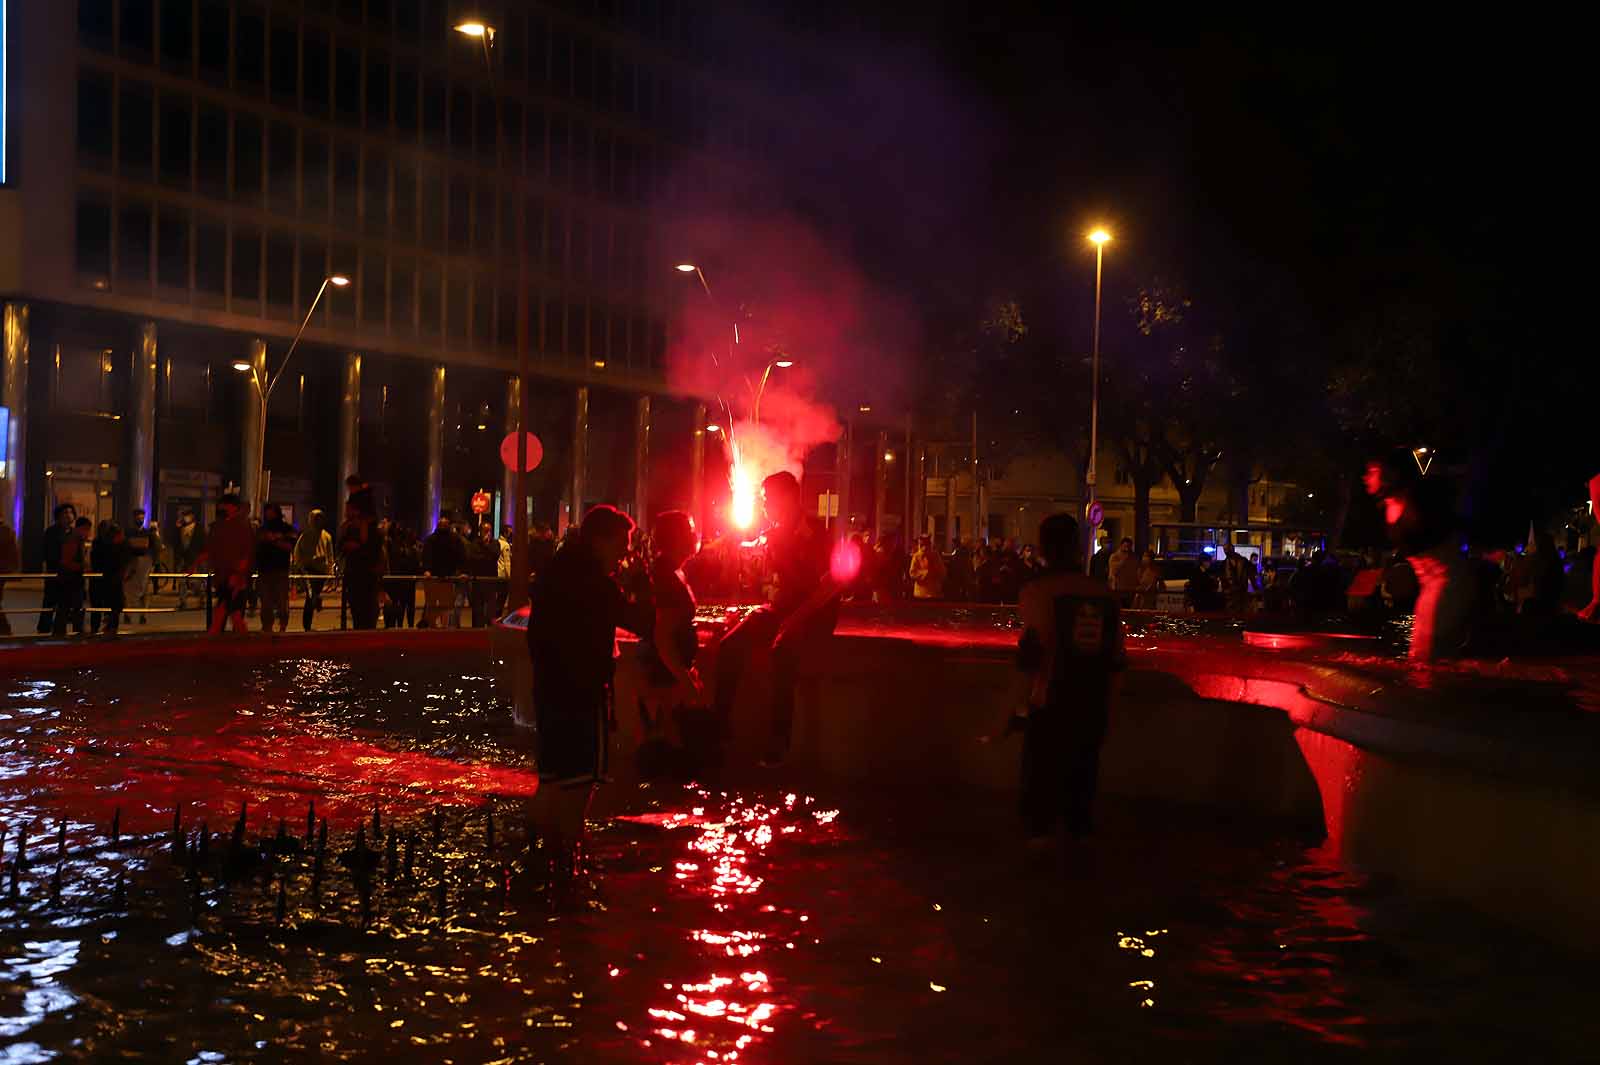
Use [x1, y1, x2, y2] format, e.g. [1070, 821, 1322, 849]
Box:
[622, 791, 838, 1063]
[1, 683, 538, 835]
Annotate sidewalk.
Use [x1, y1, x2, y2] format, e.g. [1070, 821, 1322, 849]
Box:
[0, 579, 475, 641]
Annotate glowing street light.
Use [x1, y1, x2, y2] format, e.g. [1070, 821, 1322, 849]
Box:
[676, 263, 698, 272]
[705, 424, 723, 434]
[230, 360, 253, 373]
[1084, 225, 1111, 572]
[327, 274, 351, 288]
[774, 359, 794, 368]
[454, 21, 489, 37]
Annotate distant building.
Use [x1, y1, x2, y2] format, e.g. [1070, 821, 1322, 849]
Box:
[0, 1, 775, 560]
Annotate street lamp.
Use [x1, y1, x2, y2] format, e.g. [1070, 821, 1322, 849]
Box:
[455, 15, 536, 610]
[1084, 226, 1110, 573]
[751, 357, 792, 425]
[233, 274, 349, 516]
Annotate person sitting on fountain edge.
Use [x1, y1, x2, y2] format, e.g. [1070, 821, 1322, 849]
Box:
[525, 505, 651, 876]
[713, 470, 842, 767]
[1008, 512, 1126, 849]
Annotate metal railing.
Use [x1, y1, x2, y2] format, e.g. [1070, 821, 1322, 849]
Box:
[0, 571, 514, 635]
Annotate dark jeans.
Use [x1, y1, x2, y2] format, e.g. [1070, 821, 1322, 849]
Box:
[345, 576, 381, 630]
[36, 573, 60, 633]
[90, 580, 123, 634]
[301, 575, 328, 631]
[712, 606, 833, 755]
[1019, 699, 1110, 839]
[470, 578, 507, 627]
[51, 573, 87, 636]
[384, 578, 417, 628]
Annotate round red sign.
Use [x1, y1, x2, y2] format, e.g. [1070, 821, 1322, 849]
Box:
[470, 490, 492, 515]
[499, 432, 544, 473]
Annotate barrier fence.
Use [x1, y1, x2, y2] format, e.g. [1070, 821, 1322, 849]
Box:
[0, 571, 514, 635]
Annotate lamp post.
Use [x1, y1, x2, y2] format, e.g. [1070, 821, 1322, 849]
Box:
[455, 14, 533, 610]
[232, 274, 348, 517]
[1085, 227, 1111, 573]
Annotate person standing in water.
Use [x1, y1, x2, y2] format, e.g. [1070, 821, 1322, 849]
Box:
[1008, 512, 1126, 851]
[634, 510, 710, 778]
[525, 505, 650, 879]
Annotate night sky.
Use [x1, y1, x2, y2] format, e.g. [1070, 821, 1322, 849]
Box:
[706, 4, 1591, 529]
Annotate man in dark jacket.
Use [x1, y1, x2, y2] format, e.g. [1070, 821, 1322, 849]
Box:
[36, 503, 76, 633]
[525, 505, 649, 873]
[420, 510, 467, 628]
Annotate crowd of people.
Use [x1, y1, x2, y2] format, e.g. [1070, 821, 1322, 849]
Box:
[4, 474, 576, 637]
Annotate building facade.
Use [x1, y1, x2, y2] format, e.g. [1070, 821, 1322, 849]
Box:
[1, 0, 764, 561]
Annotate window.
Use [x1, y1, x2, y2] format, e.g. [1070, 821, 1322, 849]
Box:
[419, 265, 441, 336]
[503, 98, 524, 169]
[162, 359, 208, 416]
[525, 14, 548, 88]
[237, 7, 266, 90]
[77, 71, 115, 170]
[303, 132, 330, 218]
[447, 175, 471, 254]
[614, 139, 634, 202]
[593, 129, 612, 197]
[232, 226, 263, 307]
[446, 275, 468, 342]
[395, 65, 419, 135]
[570, 121, 590, 192]
[363, 149, 389, 237]
[75, 195, 112, 283]
[395, 0, 421, 43]
[422, 76, 446, 148]
[526, 107, 546, 178]
[122, 0, 155, 62]
[331, 244, 358, 323]
[570, 214, 588, 280]
[160, 0, 193, 72]
[79, 0, 115, 53]
[591, 220, 610, 283]
[157, 206, 190, 291]
[393, 160, 417, 239]
[57, 347, 116, 414]
[450, 86, 473, 153]
[550, 28, 571, 96]
[266, 233, 295, 308]
[235, 114, 264, 204]
[118, 201, 154, 285]
[549, 115, 568, 188]
[198, 0, 229, 84]
[573, 36, 591, 103]
[421, 168, 444, 245]
[267, 122, 297, 214]
[337, 0, 363, 25]
[195, 218, 226, 302]
[543, 296, 562, 354]
[594, 44, 614, 109]
[476, 91, 497, 166]
[497, 284, 517, 351]
[392, 258, 416, 333]
[524, 195, 545, 266]
[158, 93, 192, 189]
[334, 146, 360, 224]
[473, 276, 493, 347]
[335, 44, 361, 125]
[196, 103, 228, 198]
[270, 22, 298, 107]
[474, 177, 496, 255]
[303, 30, 330, 118]
[298, 237, 327, 308]
[366, 56, 391, 130]
[546, 206, 566, 271]
[362, 253, 386, 327]
[119, 82, 155, 179]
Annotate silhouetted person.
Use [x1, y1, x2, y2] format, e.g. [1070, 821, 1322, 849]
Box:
[90, 521, 130, 635]
[37, 503, 76, 633]
[293, 509, 333, 631]
[525, 505, 650, 875]
[1009, 512, 1125, 845]
[339, 497, 385, 630]
[0, 518, 18, 636]
[52, 517, 92, 636]
[196, 493, 254, 635]
[255, 502, 296, 634]
[712, 471, 842, 766]
[421, 510, 467, 628]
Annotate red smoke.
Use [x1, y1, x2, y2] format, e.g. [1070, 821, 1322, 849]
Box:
[663, 212, 914, 526]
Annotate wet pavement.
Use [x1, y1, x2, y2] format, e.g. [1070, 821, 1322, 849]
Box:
[2, 654, 1596, 1063]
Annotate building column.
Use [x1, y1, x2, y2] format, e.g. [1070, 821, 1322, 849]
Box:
[424, 363, 445, 530]
[570, 385, 589, 529]
[690, 402, 707, 538]
[501, 373, 520, 528]
[835, 421, 853, 535]
[240, 337, 266, 511]
[1, 300, 30, 534]
[633, 394, 652, 524]
[1, 304, 31, 535]
[337, 353, 362, 515]
[913, 439, 927, 538]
